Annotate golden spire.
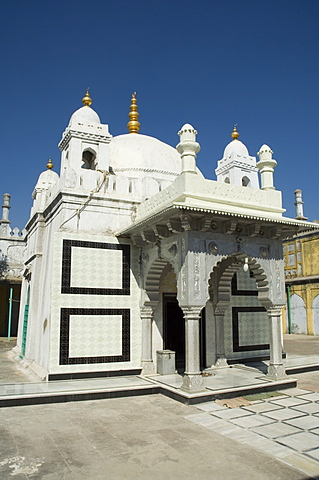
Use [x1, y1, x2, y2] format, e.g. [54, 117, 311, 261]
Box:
[231, 125, 240, 140]
[127, 92, 140, 134]
[46, 158, 54, 170]
[82, 88, 92, 106]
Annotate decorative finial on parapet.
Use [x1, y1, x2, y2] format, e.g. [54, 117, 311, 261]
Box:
[46, 158, 54, 170]
[231, 125, 240, 140]
[176, 124, 200, 174]
[127, 92, 140, 134]
[256, 144, 277, 190]
[82, 89, 92, 106]
[294, 189, 308, 220]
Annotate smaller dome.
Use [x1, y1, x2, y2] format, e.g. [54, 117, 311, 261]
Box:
[69, 106, 101, 126]
[223, 139, 249, 159]
[35, 169, 59, 191]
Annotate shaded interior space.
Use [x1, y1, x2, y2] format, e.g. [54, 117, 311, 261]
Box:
[0, 283, 21, 337]
[163, 294, 206, 372]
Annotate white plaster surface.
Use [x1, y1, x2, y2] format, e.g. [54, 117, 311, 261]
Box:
[69, 314, 122, 357]
[313, 295, 319, 335]
[290, 293, 307, 334]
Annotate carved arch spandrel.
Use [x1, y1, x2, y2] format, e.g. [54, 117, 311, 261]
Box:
[208, 253, 270, 310]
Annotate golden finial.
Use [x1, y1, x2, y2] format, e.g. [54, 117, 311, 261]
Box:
[82, 88, 92, 106]
[127, 92, 140, 134]
[47, 158, 54, 170]
[231, 125, 240, 140]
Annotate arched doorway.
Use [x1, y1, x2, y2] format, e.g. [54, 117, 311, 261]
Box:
[207, 254, 270, 366]
[144, 259, 206, 372]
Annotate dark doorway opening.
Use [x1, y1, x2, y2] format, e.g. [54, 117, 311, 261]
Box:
[163, 294, 206, 372]
[163, 294, 185, 370]
[0, 283, 21, 337]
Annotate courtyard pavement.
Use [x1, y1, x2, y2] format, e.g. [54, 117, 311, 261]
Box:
[0, 335, 318, 479]
[0, 393, 316, 480]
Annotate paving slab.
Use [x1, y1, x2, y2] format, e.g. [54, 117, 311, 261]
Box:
[251, 422, 302, 438]
[296, 392, 319, 402]
[277, 431, 319, 451]
[307, 448, 319, 462]
[262, 408, 306, 421]
[282, 453, 319, 479]
[242, 403, 283, 413]
[210, 407, 253, 420]
[285, 415, 319, 430]
[195, 401, 225, 412]
[291, 402, 319, 414]
[230, 414, 275, 429]
[269, 396, 311, 407]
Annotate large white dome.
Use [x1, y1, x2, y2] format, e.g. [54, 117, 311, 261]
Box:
[69, 106, 101, 127]
[109, 134, 182, 174]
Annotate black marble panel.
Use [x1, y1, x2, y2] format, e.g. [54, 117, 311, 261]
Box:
[59, 308, 130, 365]
[61, 240, 130, 295]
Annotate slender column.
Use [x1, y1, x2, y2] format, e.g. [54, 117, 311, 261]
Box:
[0, 193, 11, 237]
[140, 304, 156, 374]
[267, 305, 287, 380]
[181, 306, 205, 393]
[294, 189, 307, 220]
[214, 305, 229, 367]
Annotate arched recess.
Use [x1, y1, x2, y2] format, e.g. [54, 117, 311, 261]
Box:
[290, 293, 307, 334]
[144, 258, 173, 304]
[208, 253, 269, 308]
[144, 258, 187, 370]
[242, 176, 251, 187]
[312, 295, 319, 335]
[206, 253, 270, 365]
[81, 148, 97, 170]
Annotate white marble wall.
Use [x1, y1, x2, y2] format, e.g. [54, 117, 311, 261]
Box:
[48, 232, 141, 375]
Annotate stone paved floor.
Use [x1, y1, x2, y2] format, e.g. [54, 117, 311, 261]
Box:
[0, 394, 312, 480]
[0, 336, 318, 478]
[284, 334, 319, 356]
[186, 387, 319, 479]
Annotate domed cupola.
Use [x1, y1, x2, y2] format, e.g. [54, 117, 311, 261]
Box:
[215, 126, 260, 189]
[69, 90, 101, 126]
[31, 159, 60, 213]
[58, 90, 112, 178]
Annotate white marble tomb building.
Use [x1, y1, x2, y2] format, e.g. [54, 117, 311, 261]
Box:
[16, 91, 318, 392]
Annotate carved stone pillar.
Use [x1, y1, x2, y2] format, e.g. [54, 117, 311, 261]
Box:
[267, 305, 287, 380]
[181, 306, 205, 393]
[140, 304, 156, 374]
[213, 305, 229, 367]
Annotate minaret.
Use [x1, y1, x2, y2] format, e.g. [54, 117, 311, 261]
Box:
[176, 124, 200, 174]
[294, 189, 307, 220]
[127, 93, 140, 134]
[0, 193, 11, 237]
[256, 144, 277, 190]
[215, 126, 259, 188]
[58, 90, 112, 177]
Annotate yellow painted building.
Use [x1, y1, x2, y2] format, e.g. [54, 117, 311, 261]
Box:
[283, 229, 319, 335]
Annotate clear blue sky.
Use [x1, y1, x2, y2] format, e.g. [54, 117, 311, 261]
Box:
[1, 0, 319, 228]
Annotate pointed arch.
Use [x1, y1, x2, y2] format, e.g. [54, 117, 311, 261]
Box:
[208, 253, 270, 309]
[144, 259, 172, 304]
